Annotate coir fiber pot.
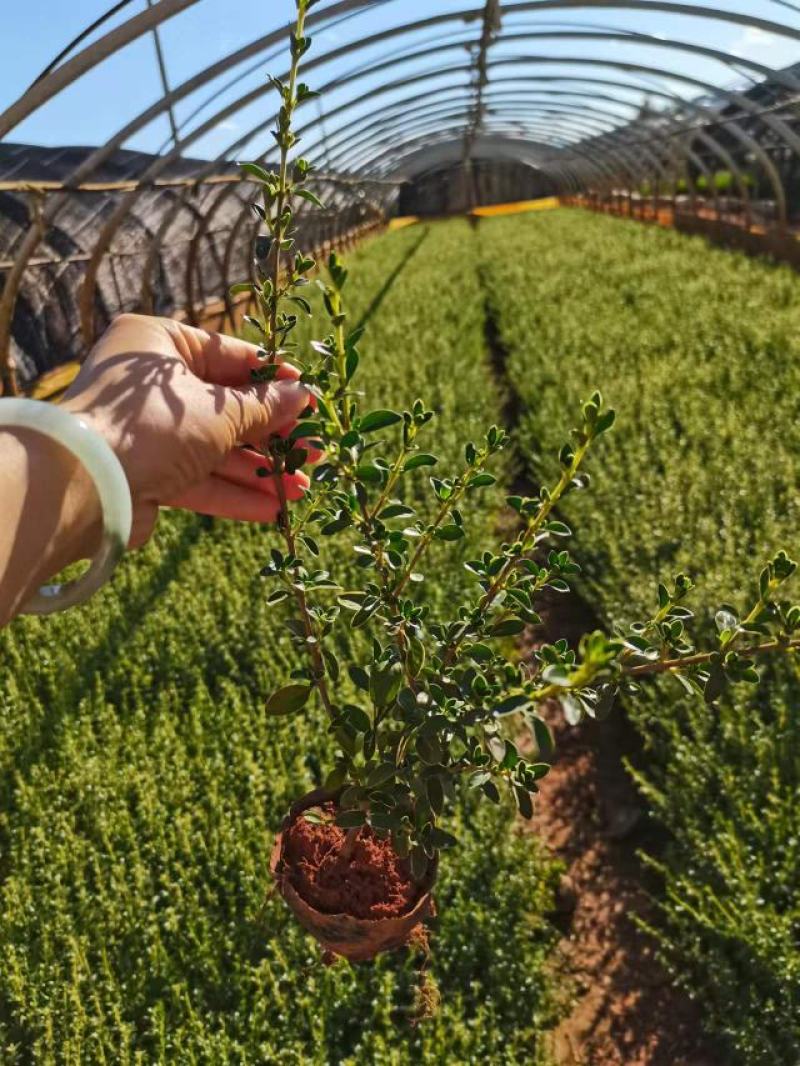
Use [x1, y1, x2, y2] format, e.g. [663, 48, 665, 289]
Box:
[270, 788, 437, 962]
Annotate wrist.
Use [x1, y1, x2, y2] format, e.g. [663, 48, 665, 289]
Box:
[0, 426, 102, 617]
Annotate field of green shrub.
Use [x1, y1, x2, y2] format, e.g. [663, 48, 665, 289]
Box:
[0, 220, 561, 1064]
[6, 207, 800, 1065]
[479, 208, 800, 1065]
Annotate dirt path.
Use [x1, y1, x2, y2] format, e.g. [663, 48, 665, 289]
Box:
[527, 597, 719, 1066]
[474, 234, 720, 1065]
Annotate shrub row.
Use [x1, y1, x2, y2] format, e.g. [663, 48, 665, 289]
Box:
[478, 207, 800, 1064]
[0, 220, 560, 1064]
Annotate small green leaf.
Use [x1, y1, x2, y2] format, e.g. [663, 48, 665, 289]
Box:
[240, 162, 273, 184]
[425, 775, 444, 815]
[468, 473, 496, 490]
[403, 453, 437, 472]
[434, 525, 464, 542]
[530, 715, 554, 754]
[489, 619, 526, 637]
[370, 811, 403, 831]
[355, 463, 383, 484]
[265, 684, 311, 717]
[494, 693, 530, 716]
[379, 503, 414, 520]
[367, 762, 396, 788]
[295, 187, 325, 208]
[407, 635, 426, 678]
[335, 809, 367, 829]
[345, 347, 359, 382]
[594, 409, 616, 435]
[486, 734, 506, 763]
[416, 733, 443, 765]
[561, 693, 583, 726]
[370, 661, 402, 709]
[410, 845, 429, 880]
[359, 410, 402, 434]
[428, 826, 458, 849]
[704, 664, 728, 704]
[344, 705, 372, 734]
[323, 763, 347, 791]
[514, 785, 534, 820]
[322, 648, 339, 682]
[284, 447, 308, 474]
[348, 665, 370, 692]
[466, 643, 492, 663]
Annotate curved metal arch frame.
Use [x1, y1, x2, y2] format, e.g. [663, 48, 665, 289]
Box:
[348, 101, 722, 209]
[304, 78, 722, 201]
[7, 2, 800, 194]
[305, 80, 637, 159]
[102, 23, 799, 201]
[330, 97, 636, 164]
[5, 0, 800, 143]
[346, 114, 670, 205]
[3, 42, 785, 349]
[68, 30, 800, 342]
[341, 100, 682, 183]
[3, 0, 800, 374]
[135, 20, 798, 205]
[346, 53, 790, 202]
[321, 54, 782, 217]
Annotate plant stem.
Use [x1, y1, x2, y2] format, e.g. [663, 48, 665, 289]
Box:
[368, 445, 411, 521]
[625, 636, 800, 677]
[526, 634, 800, 706]
[481, 439, 590, 613]
[330, 294, 352, 432]
[443, 440, 592, 664]
[272, 457, 336, 719]
[268, 5, 306, 358]
[394, 472, 473, 596]
[340, 826, 359, 860]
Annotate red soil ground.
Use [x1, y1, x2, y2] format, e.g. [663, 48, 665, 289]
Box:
[532, 710, 718, 1066]
[283, 806, 418, 920]
[515, 589, 720, 1065]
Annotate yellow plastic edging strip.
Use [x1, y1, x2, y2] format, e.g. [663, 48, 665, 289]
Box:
[470, 197, 560, 218]
[28, 361, 81, 401]
[388, 216, 421, 230]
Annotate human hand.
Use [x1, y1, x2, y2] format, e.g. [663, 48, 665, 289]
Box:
[62, 314, 312, 549]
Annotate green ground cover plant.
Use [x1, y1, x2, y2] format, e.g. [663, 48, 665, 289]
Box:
[478, 207, 800, 1064]
[230, 7, 797, 981]
[0, 220, 564, 1063]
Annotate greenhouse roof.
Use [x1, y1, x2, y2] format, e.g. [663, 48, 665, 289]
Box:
[2, 1, 800, 387]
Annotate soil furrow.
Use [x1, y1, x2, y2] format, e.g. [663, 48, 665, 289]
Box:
[476, 234, 719, 1066]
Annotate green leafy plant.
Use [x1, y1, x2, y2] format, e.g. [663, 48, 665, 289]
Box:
[235, 0, 800, 887]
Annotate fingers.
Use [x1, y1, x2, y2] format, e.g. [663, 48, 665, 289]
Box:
[165, 320, 301, 386]
[274, 418, 323, 464]
[217, 448, 310, 501]
[225, 378, 311, 446]
[165, 476, 283, 524]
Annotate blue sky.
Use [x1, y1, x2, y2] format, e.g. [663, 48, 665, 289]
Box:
[2, 0, 800, 169]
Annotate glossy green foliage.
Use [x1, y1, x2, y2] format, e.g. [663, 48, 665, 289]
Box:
[480, 208, 800, 1064]
[0, 222, 561, 1063]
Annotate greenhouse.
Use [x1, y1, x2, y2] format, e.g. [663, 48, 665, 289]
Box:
[1, 2, 799, 1063]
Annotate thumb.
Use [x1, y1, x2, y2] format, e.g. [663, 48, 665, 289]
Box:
[224, 378, 311, 445]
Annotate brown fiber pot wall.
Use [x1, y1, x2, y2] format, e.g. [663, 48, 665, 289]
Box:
[270, 788, 437, 962]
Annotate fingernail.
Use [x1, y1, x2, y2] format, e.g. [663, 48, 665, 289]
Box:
[274, 379, 309, 405]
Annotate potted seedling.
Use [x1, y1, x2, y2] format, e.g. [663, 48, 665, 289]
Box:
[235, 0, 800, 963]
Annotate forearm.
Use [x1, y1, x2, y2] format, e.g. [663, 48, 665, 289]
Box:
[0, 428, 100, 626]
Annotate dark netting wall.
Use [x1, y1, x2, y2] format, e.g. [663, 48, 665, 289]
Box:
[2, 0, 800, 392]
[398, 159, 556, 215]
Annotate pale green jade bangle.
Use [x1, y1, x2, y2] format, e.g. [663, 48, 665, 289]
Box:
[0, 398, 132, 615]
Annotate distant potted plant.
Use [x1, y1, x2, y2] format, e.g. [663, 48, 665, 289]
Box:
[234, 0, 800, 962]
